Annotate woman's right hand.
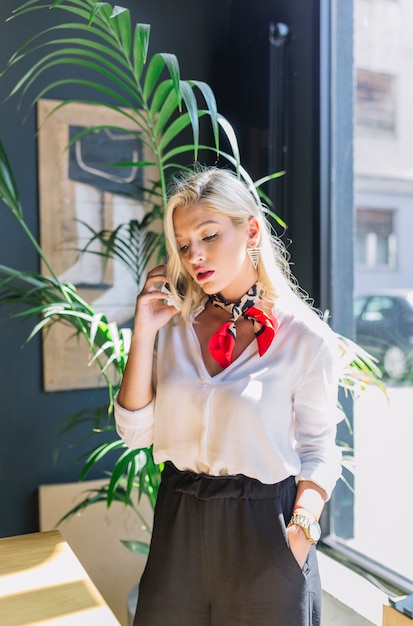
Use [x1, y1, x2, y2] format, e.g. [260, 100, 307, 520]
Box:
[117, 265, 178, 411]
[133, 265, 179, 336]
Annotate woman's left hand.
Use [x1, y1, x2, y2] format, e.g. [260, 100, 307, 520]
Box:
[286, 524, 312, 569]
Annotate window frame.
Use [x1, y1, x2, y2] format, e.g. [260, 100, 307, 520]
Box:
[318, 0, 413, 597]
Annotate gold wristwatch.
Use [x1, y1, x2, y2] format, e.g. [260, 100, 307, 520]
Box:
[288, 511, 321, 545]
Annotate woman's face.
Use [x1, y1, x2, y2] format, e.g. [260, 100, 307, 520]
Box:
[173, 202, 259, 301]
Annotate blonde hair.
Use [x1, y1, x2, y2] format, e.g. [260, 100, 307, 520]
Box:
[164, 166, 313, 321]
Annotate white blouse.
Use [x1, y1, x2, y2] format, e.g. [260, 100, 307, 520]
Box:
[114, 302, 343, 499]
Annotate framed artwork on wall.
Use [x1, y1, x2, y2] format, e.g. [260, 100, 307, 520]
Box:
[37, 99, 157, 391]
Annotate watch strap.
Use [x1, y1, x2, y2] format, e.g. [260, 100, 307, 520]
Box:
[288, 512, 321, 545]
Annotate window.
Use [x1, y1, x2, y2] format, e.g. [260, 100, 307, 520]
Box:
[355, 69, 396, 133]
[360, 295, 395, 321]
[356, 208, 397, 268]
[325, 0, 413, 596]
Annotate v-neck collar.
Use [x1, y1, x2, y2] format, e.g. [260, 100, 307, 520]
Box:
[188, 318, 258, 380]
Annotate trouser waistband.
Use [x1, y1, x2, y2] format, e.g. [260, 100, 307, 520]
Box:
[161, 461, 295, 500]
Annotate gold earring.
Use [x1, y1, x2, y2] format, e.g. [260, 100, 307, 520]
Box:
[247, 245, 261, 269]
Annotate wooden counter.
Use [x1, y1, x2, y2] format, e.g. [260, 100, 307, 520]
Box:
[0, 530, 120, 626]
[383, 604, 413, 626]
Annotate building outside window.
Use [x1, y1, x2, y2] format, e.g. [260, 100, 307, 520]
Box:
[356, 69, 396, 133]
[329, 0, 413, 594]
[355, 208, 397, 269]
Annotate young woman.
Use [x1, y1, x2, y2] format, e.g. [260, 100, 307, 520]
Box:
[114, 167, 343, 626]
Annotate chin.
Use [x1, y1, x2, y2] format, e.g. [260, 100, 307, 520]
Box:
[199, 283, 217, 295]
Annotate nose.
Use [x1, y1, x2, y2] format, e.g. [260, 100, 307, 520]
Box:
[188, 243, 205, 264]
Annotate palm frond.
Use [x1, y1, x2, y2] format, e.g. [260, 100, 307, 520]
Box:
[338, 335, 387, 398]
[78, 219, 163, 284]
[0, 0, 385, 558]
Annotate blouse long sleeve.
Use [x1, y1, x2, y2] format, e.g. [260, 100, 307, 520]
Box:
[114, 395, 155, 450]
[293, 331, 343, 499]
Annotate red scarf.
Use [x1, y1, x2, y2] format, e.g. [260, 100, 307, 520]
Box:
[208, 283, 279, 368]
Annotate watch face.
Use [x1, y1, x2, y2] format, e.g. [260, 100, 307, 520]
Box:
[309, 521, 321, 542]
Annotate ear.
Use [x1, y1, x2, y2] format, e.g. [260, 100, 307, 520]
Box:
[247, 216, 260, 243]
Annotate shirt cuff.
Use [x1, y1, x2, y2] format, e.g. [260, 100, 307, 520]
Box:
[113, 392, 155, 449]
[297, 455, 342, 501]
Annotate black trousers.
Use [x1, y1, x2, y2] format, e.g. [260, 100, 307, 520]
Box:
[133, 463, 321, 626]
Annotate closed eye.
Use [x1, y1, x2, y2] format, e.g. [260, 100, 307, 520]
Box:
[203, 232, 219, 242]
[177, 232, 219, 254]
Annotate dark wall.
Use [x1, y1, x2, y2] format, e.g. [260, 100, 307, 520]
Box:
[0, 0, 227, 538]
[212, 0, 322, 299]
[0, 0, 322, 537]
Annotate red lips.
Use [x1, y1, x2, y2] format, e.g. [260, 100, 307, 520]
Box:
[195, 268, 214, 282]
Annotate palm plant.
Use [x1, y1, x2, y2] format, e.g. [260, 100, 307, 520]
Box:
[0, 0, 284, 556]
[0, 0, 384, 556]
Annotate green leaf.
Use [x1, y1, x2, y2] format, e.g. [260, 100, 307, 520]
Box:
[149, 80, 174, 120]
[137, 453, 162, 509]
[159, 127, 211, 162]
[55, 482, 141, 526]
[90, 313, 106, 346]
[0, 139, 22, 219]
[217, 114, 241, 172]
[56, 491, 111, 526]
[13, 54, 139, 107]
[79, 219, 163, 285]
[52, 2, 92, 20]
[89, 339, 117, 368]
[158, 112, 194, 153]
[6, 21, 128, 73]
[9, 3, 93, 27]
[89, 2, 113, 27]
[110, 5, 132, 57]
[6, 1, 63, 21]
[143, 53, 180, 106]
[133, 23, 150, 80]
[121, 539, 150, 557]
[143, 54, 167, 103]
[66, 125, 145, 153]
[159, 53, 181, 105]
[180, 82, 200, 157]
[12, 36, 136, 79]
[29, 78, 136, 112]
[79, 440, 126, 481]
[154, 87, 182, 139]
[190, 80, 219, 149]
[8, 0, 42, 18]
[107, 448, 139, 505]
[126, 454, 137, 500]
[262, 207, 287, 229]
[254, 170, 285, 188]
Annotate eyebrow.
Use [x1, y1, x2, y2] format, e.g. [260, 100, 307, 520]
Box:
[174, 219, 220, 238]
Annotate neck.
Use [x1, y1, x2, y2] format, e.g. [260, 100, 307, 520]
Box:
[216, 273, 259, 303]
[214, 282, 257, 305]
